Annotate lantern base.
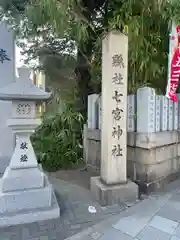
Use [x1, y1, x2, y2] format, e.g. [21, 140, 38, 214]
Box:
[0, 187, 60, 227]
[0, 173, 60, 227]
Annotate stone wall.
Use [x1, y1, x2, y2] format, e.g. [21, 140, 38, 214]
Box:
[84, 128, 180, 192]
[85, 87, 180, 193]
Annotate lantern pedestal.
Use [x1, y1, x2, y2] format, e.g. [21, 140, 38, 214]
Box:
[0, 118, 60, 227]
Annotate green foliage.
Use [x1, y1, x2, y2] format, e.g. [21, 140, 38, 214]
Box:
[31, 103, 84, 171]
[1, 0, 177, 94]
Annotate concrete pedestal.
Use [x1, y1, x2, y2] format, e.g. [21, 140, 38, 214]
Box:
[0, 166, 59, 227]
[91, 177, 138, 206]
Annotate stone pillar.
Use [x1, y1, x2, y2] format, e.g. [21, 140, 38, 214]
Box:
[160, 96, 168, 131]
[127, 94, 135, 132]
[87, 94, 99, 129]
[174, 102, 178, 130]
[178, 94, 180, 129]
[155, 95, 161, 132]
[137, 87, 156, 133]
[91, 31, 138, 206]
[168, 99, 173, 131]
[97, 95, 102, 130]
[0, 22, 15, 173]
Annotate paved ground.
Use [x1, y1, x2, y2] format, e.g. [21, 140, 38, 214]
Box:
[0, 170, 136, 240]
[2, 169, 180, 240]
[65, 179, 180, 240]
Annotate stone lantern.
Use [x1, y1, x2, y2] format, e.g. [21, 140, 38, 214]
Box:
[0, 69, 60, 226]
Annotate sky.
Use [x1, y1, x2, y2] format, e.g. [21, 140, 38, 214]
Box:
[15, 45, 25, 67]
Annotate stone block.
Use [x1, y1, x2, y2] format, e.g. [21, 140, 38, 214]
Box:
[137, 87, 156, 133]
[83, 124, 88, 164]
[87, 94, 99, 129]
[128, 156, 180, 183]
[0, 189, 59, 227]
[87, 128, 101, 141]
[127, 131, 179, 149]
[155, 95, 161, 132]
[127, 94, 136, 132]
[0, 156, 10, 174]
[160, 96, 168, 131]
[96, 141, 101, 169]
[127, 144, 177, 165]
[1, 166, 44, 192]
[98, 96, 102, 130]
[87, 140, 99, 167]
[137, 226, 171, 240]
[177, 94, 180, 129]
[88, 130, 180, 149]
[168, 99, 173, 131]
[90, 176, 138, 206]
[174, 102, 178, 130]
[99, 228, 133, 240]
[177, 143, 180, 156]
[149, 215, 178, 235]
[0, 181, 52, 214]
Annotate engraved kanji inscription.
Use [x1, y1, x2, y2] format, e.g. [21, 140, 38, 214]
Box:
[20, 142, 28, 150]
[128, 106, 133, 119]
[112, 108, 123, 121]
[112, 144, 123, 157]
[112, 73, 123, 85]
[112, 91, 123, 103]
[0, 49, 10, 63]
[20, 154, 28, 162]
[112, 54, 124, 68]
[112, 125, 123, 140]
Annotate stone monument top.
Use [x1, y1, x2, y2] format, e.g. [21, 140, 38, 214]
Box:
[0, 68, 51, 101]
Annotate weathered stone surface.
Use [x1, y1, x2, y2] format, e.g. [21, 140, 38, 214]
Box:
[127, 94, 136, 132]
[168, 100, 174, 131]
[160, 96, 168, 131]
[128, 157, 180, 183]
[137, 226, 171, 240]
[127, 144, 177, 165]
[85, 129, 180, 193]
[127, 131, 179, 149]
[155, 95, 161, 132]
[91, 177, 138, 206]
[136, 87, 156, 133]
[1, 167, 44, 192]
[100, 32, 128, 185]
[87, 94, 99, 129]
[0, 182, 51, 214]
[174, 102, 178, 130]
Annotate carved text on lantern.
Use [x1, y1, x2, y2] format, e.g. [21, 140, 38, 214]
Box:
[20, 154, 28, 162]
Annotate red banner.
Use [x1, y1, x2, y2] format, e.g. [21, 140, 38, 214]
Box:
[166, 23, 180, 102]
